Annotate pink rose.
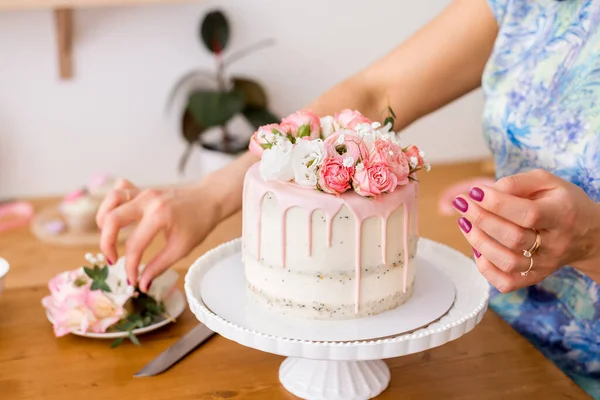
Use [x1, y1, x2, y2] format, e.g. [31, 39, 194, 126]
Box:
[353, 162, 398, 198]
[317, 157, 354, 195]
[281, 110, 321, 140]
[86, 290, 125, 333]
[371, 138, 410, 185]
[249, 124, 289, 157]
[404, 145, 425, 169]
[334, 109, 372, 130]
[324, 130, 368, 162]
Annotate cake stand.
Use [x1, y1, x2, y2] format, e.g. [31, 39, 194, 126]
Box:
[185, 238, 489, 400]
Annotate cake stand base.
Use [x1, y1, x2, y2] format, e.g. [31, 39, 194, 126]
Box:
[279, 358, 390, 400]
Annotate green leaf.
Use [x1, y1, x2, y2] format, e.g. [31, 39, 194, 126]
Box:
[383, 117, 394, 128]
[242, 107, 279, 129]
[83, 267, 95, 279]
[187, 90, 244, 128]
[260, 143, 273, 150]
[233, 77, 268, 109]
[200, 10, 230, 54]
[90, 280, 101, 291]
[181, 109, 205, 144]
[100, 266, 109, 280]
[93, 265, 100, 275]
[111, 337, 124, 348]
[286, 134, 296, 144]
[129, 332, 141, 346]
[387, 106, 397, 119]
[166, 69, 216, 112]
[297, 124, 311, 138]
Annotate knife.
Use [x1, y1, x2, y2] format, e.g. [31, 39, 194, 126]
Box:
[134, 323, 216, 377]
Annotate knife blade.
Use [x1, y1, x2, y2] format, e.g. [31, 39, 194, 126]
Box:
[134, 324, 216, 377]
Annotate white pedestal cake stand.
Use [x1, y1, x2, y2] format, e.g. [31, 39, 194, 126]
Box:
[185, 238, 489, 400]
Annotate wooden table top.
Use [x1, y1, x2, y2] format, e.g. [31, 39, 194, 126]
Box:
[0, 161, 589, 399]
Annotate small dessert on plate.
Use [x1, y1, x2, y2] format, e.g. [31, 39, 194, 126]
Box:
[59, 189, 100, 233]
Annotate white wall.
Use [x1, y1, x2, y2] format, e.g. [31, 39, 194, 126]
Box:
[0, 0, 490, 198]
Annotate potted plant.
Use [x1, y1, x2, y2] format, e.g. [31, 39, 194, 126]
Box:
[167, 10, 279, 174]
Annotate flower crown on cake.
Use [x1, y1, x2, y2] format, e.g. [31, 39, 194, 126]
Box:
[249, 108, 430, 199]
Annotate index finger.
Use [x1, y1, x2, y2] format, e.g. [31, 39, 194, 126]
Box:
[467, 185, 553, 229]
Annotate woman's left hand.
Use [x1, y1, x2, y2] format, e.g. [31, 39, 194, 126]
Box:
[452, 169, 600, 292]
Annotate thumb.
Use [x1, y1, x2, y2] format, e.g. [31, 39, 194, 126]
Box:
[493, 169, 556, 198]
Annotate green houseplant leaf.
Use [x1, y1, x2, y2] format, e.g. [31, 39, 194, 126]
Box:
[200, 11, 230, 54]
[233, 77, 268, 109]
[187, 90, 245, 128]
[242, 106, 279, 129]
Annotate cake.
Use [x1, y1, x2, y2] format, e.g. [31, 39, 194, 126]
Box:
[242, 109, 429, 320]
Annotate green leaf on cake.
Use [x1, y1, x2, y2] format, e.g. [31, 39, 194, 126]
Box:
[297, 124, 311, 138]
[383, 116, 394, 128]
[387, 106, 397, 119]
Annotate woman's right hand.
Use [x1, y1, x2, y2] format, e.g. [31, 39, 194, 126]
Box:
[95, 178, 220, 292]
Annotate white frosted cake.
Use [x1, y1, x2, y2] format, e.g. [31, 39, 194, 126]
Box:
[243, 108, 429, 320]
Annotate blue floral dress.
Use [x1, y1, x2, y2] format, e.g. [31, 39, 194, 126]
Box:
[483, 0, 600, 397]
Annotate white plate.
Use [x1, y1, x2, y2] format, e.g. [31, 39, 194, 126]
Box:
[186, 238, 489, 361]
[46, 289, 186, 339]
[201, 252, 456, 342]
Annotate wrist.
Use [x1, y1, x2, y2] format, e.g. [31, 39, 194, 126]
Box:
[573, 202, 600, 275]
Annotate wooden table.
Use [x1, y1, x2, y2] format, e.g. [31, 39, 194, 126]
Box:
[0, 161, 589, 399]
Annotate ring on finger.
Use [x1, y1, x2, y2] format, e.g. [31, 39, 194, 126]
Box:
[523, 228, 541, 258]
[521, 256, 534, 277]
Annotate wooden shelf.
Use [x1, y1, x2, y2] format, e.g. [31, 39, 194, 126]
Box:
[0, 0, 186, 11]
[0, 0, 190, 79]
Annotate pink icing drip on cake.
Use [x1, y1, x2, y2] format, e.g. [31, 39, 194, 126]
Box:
[245, 163, 416, 313]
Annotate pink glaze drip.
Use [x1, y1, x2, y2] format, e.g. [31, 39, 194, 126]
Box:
[326, 215, 333, 247]
[381, 217, 387, 265]
[355, 220, 362, 313]
[244, 163, 416, 313]
[307, 210, 313, 257]
[281, 208, 288, 267]
[403, 203, 411, 293]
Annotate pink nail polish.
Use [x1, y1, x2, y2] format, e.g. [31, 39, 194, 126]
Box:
[452, 197, 468, 213]
[107, 258, 114, 266]
[458, 217, 472, 233]
[469, 187, 484, 202]
[473, 248, 481, 258]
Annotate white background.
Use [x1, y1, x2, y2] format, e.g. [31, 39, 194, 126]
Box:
[0, 0, 490, 197]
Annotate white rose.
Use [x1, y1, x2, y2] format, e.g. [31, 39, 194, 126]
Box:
[292, 139, 326, 188]
[320, 116, 339, 138]
[259, 139, 295, 182]
[104, 257, 135, 307]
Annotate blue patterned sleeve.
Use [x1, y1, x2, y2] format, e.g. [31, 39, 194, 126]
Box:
[486, 0, 509, 24]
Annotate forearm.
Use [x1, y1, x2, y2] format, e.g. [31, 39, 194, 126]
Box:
[307, 0, 498, 130]
[200, 151, 259, 222]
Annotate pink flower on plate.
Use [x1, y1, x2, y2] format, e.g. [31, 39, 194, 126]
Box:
[404, 145, 425, 169]
[280, 110, 321, 140]
[317, 157, 354, 195]
[371, 138, 410, 185]
[353, 161, 398, 198]
[334, 109, 372, 130]
[86, 290, 125, 333]
[324, 130, 368, 162]
[248, 124, 288, 157]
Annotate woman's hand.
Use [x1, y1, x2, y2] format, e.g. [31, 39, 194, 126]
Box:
[451, 169, 600, 292]
[96, 178, 221, 293]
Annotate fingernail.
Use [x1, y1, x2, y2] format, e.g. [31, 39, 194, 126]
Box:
[469, 187, 484, 202]
[452, 197, 468, 213]
[473, 247, 481, 258]
[107, 258, 113, 266]
[458, 217, 472, 233]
